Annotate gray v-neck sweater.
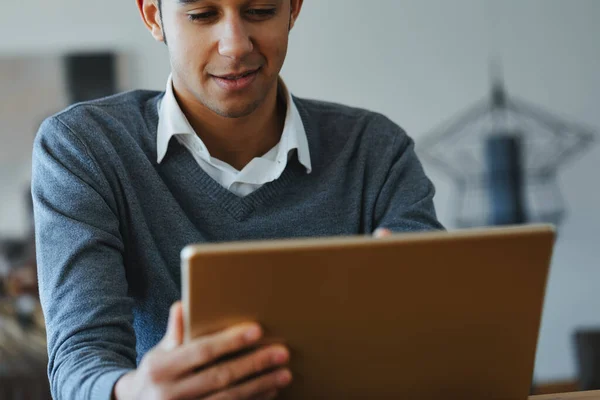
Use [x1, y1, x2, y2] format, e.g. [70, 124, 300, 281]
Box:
[32, 90, 442, 400]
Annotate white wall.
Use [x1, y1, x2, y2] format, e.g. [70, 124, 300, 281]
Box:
[0, 56, 67, 236]
[1, 0, 599, 383]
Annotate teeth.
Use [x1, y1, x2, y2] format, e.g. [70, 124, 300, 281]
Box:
[223, 71, 253, 80]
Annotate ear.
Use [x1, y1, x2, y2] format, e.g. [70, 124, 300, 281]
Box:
[289, 0, 304, 31]
[136, 0, 165, 42]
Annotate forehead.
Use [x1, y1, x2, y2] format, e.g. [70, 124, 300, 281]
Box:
[171, 0, 284, 5]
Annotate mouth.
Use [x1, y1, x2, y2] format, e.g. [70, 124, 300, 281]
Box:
[211, 67, 261, 92]
[214, 68, 260, 80]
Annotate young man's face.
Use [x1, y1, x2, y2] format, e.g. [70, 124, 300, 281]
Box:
[149, 0, 302, 118]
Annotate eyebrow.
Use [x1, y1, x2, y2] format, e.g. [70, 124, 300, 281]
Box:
[176, 0, 283, 4]
[176, 0, 207, 5]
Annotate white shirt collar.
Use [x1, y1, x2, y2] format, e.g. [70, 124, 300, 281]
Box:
[156, 74, 311, 175]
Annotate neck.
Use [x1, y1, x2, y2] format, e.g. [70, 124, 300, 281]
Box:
[173, 80, 286, 171]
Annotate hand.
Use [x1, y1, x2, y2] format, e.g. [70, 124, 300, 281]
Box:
[113, 302, 291, 400]
[373, 228, 393, 238]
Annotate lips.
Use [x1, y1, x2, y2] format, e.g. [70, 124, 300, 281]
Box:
[211, 67, 261, 92]
[216, 69, 258, 80]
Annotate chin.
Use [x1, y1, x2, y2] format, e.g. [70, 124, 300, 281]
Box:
[209, 99, 263, 119]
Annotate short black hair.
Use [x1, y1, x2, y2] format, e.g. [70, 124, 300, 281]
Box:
[157, 0, 167, 45]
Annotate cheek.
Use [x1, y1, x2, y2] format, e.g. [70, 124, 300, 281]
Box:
[258, 33, 289, 71]
[172, 35, 211, 78]
[166, 17, 210, 70]
[271, 40, 289, 74]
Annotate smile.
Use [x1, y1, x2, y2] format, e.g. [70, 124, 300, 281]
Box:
[211, 67, 261, 91]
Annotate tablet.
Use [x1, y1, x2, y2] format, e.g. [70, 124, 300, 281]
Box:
[182, 225, 554, 400]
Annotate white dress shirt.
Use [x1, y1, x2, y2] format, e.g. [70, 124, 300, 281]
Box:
[156, 75, 312, 197]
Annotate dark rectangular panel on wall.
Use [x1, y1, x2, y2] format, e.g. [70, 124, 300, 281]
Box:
[486, 134, 527, 225]
[64, 52, 116, 104]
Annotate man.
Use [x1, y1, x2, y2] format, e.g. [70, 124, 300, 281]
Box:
[32, 0, 443, 399]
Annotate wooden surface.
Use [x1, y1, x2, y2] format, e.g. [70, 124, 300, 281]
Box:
[533, 381, 580, 395]
[531, 391, 600, 399]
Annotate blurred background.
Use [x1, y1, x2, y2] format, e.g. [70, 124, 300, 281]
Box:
[1, 0, 599, 397]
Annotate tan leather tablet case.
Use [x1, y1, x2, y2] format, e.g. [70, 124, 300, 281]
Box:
[182, 225, 555, 400]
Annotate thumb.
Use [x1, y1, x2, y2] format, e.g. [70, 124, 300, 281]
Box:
[373, 228, 393, 238]
[160, 301, 184, 351]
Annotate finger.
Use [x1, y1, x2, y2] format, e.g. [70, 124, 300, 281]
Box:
[171, 345, 289, 399]
[202, 368, 292, 400]
[152, 322, 264, 380]
[159, 301, 184, 351]
[373, 228, 393, 238]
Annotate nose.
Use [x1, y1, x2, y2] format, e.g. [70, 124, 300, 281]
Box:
[218, 14, 254, 60]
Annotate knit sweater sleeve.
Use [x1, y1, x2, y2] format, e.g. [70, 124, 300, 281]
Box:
[371, 116, 445, 232]
[31, 116, 136, 400]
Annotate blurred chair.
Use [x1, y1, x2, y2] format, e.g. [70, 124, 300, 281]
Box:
[0, 296, 50, 400]
[574, 329, 600, 390]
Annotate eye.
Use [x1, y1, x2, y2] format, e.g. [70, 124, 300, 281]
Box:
[246, 8, 277, 19]
[188, 11, 218, 22]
